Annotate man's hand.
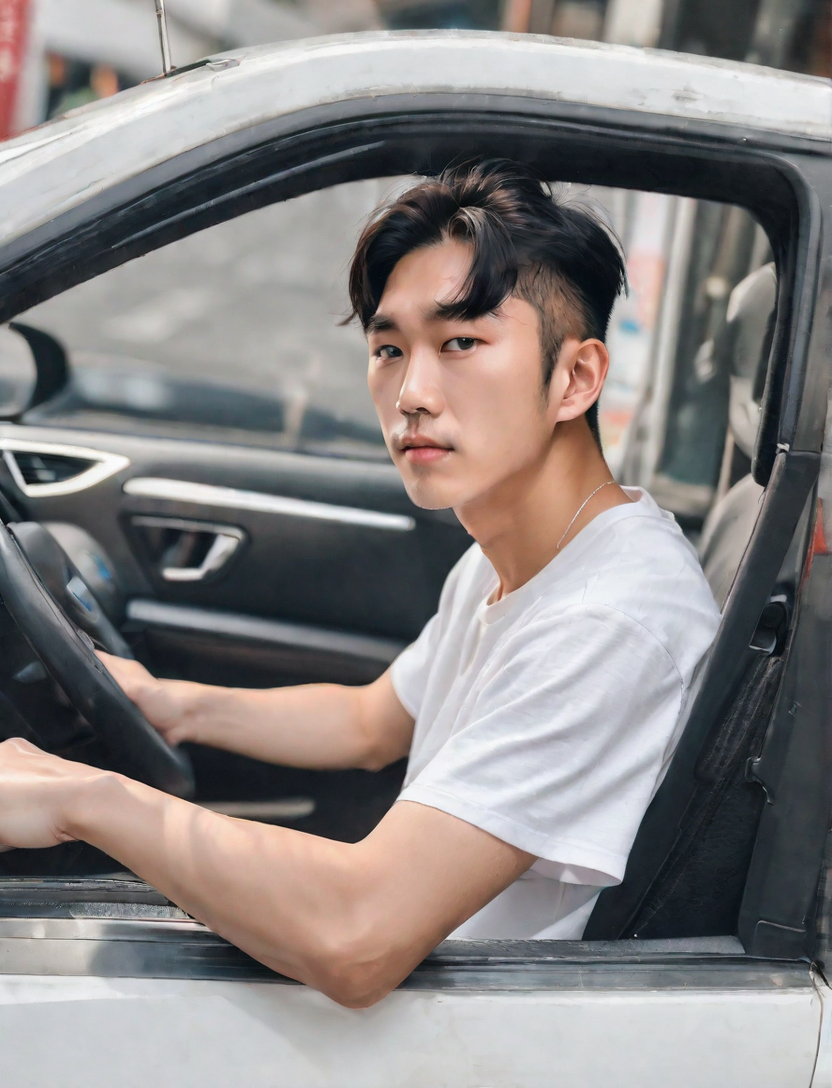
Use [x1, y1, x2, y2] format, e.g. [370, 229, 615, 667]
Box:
[97, 652, 200, 745]
[0, 737, 110, 850]
[98, 652, 414, 773]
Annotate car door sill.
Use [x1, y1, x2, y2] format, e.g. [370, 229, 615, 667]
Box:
[0, 915, 809, 991]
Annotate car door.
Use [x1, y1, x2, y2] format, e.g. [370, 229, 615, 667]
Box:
[0, 32, 828, 1088]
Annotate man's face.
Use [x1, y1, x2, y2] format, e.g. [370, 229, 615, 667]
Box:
[367, 240, 567, 512]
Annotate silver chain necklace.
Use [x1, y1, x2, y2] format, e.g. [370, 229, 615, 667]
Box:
[556, 479, 616, 551]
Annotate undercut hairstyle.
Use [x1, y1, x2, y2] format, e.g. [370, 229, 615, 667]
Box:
[347, 159, 627, 444]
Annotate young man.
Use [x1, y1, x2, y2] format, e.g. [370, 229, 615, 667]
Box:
[0, 161, 719, 1007]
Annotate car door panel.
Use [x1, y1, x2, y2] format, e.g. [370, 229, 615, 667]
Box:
[129, 602, 403, 687]
[0, 422, 470, 655]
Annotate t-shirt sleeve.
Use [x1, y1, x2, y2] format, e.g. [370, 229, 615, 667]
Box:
[390, 612, 443, 719]
[398, 603, 684, 887]
[390, 543, 478, 719]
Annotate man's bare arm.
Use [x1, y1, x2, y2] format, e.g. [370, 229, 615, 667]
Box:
[0, 739, 534, 1007]
[98, 653, 414, 772]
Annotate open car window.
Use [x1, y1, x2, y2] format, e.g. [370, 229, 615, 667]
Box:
[17, 179, 396, 459]
[15, 180, 771, 524]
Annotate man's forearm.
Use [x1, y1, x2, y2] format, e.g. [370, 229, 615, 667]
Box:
[100, 654, 415, 772]
[65, 771, 365, 994]
[0, 738, 531, 1008]
[174, 681, 383, 769]
[63, 772, 436, 1006]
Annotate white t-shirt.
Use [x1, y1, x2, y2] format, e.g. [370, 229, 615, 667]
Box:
[390, 488, 720, 939]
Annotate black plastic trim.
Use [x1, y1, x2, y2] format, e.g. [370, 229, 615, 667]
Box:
[0, 915, 810, 991]
[5, 323, 70, 420]
[740, 550, 832, 958]
[754, 169, 824, 481]
[126, 599, 404, 664]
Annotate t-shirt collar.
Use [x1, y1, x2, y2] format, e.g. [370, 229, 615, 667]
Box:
[477, 487, 654, 627]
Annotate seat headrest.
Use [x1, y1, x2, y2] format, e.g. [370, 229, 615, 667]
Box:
[715, 263, 777, 460]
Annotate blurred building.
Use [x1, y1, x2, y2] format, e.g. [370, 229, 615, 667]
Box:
[376, 0, 501, 29]
[501, 0, 829, 73]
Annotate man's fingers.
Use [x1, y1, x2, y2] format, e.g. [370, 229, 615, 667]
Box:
[96, 650, 125, 675]
[95, 653, 148, 699]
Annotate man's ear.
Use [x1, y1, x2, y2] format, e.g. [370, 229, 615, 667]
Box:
[549, 338, 610, 424]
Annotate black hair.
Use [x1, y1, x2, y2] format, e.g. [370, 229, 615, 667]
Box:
[348, 159, 627, 444]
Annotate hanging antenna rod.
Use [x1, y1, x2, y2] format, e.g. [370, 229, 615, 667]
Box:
[154, 0, 174, 76]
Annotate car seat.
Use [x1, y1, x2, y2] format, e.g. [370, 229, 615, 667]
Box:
[698, 264, 776, 607]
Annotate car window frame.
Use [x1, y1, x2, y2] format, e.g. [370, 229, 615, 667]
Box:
[0, 93, 827, 976]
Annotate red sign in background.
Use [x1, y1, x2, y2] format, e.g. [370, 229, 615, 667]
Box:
[0, 0, 29, 139]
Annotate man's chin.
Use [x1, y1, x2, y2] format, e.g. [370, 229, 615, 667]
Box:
[405, 492, 454, 512]
[401, 479, 459, 512]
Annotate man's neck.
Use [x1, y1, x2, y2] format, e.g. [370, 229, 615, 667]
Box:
[455, 420, 631, 599]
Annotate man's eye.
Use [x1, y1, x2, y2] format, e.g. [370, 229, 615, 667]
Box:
[443, 337, 477, 352]
[375, 345, 403, 361]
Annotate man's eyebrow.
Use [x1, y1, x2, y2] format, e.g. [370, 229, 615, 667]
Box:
[366, 304, 504, 333]
[427, 301, 503, 323]
[366, 313, 398, 334]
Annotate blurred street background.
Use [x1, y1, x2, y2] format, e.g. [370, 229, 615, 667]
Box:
[0, 0, 827, 136]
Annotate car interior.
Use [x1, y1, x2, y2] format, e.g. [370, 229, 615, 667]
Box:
[0, 117, 819, 962]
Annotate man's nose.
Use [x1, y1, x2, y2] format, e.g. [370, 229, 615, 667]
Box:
[396, 349, 443, 417]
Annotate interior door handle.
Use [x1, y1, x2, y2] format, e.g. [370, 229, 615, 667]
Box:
[162, 531, 242, 582]
[130, 516, 245, 584]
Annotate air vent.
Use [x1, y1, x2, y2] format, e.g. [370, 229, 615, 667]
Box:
[11, 451, 94, 486]
[1, 439, 130, 498]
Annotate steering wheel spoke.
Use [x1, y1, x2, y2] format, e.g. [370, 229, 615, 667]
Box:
[0, 521, 194, 798]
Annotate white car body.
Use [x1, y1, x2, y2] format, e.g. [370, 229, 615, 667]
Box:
[0, 31, 829, 1088]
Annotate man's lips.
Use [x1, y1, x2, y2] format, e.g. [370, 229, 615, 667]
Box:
[404, 445, 451, 464]
[396, 435, 453, 465]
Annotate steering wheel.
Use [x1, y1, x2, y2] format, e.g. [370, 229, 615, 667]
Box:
[0, 520, 194, 798]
